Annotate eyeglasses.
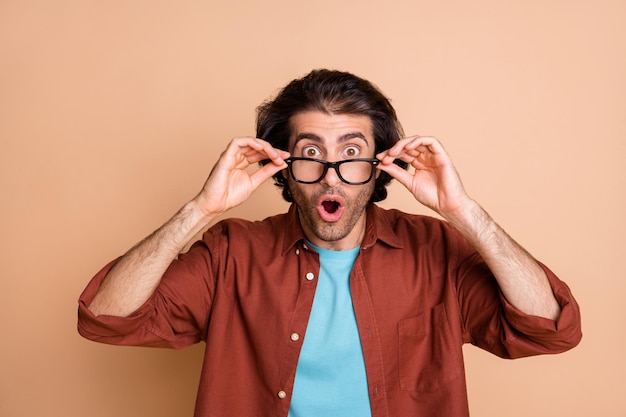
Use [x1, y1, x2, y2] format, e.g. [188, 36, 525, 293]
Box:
[285, 157, 379, 185]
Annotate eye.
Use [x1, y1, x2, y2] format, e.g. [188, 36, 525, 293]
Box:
[302, 146, 321, 158]
[343, 146, 361, 158]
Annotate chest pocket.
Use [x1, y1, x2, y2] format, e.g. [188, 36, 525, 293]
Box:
[398, 302, 463, 392]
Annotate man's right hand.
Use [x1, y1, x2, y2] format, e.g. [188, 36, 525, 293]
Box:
[88, 137, 288, 317]
[194, 137, 290, 217]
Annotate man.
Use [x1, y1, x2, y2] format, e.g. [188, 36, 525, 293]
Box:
[78, 69, 582, 416]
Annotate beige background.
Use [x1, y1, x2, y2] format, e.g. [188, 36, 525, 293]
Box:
[1, 1, 624, 416]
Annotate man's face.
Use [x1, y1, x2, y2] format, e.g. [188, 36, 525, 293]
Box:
[286, 111, 378, 251]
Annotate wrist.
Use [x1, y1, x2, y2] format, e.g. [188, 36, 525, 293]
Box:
[441, 197, 480, 225]
[185, 197, 219, 226]
[189, 191, 226, 220]
[441, 198, 495, 241]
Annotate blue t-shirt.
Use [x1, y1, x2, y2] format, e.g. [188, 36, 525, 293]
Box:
[288, 243, 371, 417]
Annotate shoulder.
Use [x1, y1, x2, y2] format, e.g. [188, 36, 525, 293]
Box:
[372, 205, 451, 234]
[206, 212, 290, 238]
[369, 205, 469, 250]
[197, 205, 303, 257]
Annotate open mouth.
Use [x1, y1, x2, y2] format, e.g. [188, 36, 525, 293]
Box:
[317, 196, 344, 222]
[322, 200, 340, 214]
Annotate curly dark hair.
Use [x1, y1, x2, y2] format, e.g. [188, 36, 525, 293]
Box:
[256, 69, 407, 203]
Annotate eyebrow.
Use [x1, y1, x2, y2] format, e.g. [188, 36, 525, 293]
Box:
[293, 132, 370, 145]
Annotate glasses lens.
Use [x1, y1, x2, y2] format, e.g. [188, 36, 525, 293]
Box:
[290, 159, 325, 183]
[337, 160, 374, 184]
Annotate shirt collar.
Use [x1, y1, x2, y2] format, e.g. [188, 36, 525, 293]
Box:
[280, 205, 307, 256]
[280, 203, 404, 256]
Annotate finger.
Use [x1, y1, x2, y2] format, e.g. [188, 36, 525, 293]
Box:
[382, 137, 416, 157]
[387, 136, 441, 156]
[376, 161, 415, 189]
[413, 136, 447, 157]
[248, 158, 287, 189]
[382, 136, 450, 167]
[248, 139, 290, 165]
[378, 147, 422, 166]
[257, 148, 290, 166]
[228, 137, 289, 167]
[377, 136, 422, 164]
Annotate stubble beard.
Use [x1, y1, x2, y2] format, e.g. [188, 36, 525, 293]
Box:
[288, 179, 375, 244]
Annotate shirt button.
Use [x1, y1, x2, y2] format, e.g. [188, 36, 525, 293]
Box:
[295, 249, 300, 255]
[278, 390, 287, 399]
[290, 332, 300, 341]
[305, 272, 314, 281]
[303, 243, 309, 251]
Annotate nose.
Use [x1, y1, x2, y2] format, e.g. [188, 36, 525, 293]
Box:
[320, 165, 342, 187]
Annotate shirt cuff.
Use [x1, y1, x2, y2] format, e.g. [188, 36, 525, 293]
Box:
[76, 259, 163, 347]
[500, 263, 582, 353]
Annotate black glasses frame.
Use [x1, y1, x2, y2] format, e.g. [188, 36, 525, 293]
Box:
[285, 157, 380, 185]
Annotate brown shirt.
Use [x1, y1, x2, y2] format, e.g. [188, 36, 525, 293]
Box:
[78, 204, 582, 417]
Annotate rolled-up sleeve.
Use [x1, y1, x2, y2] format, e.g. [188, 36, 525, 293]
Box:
[77, 238, 217, 349]
[498, 263, 583, 357]
[457, 252, 582, 359]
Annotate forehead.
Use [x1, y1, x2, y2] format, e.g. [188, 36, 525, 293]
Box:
[288, 111, 374, 147]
